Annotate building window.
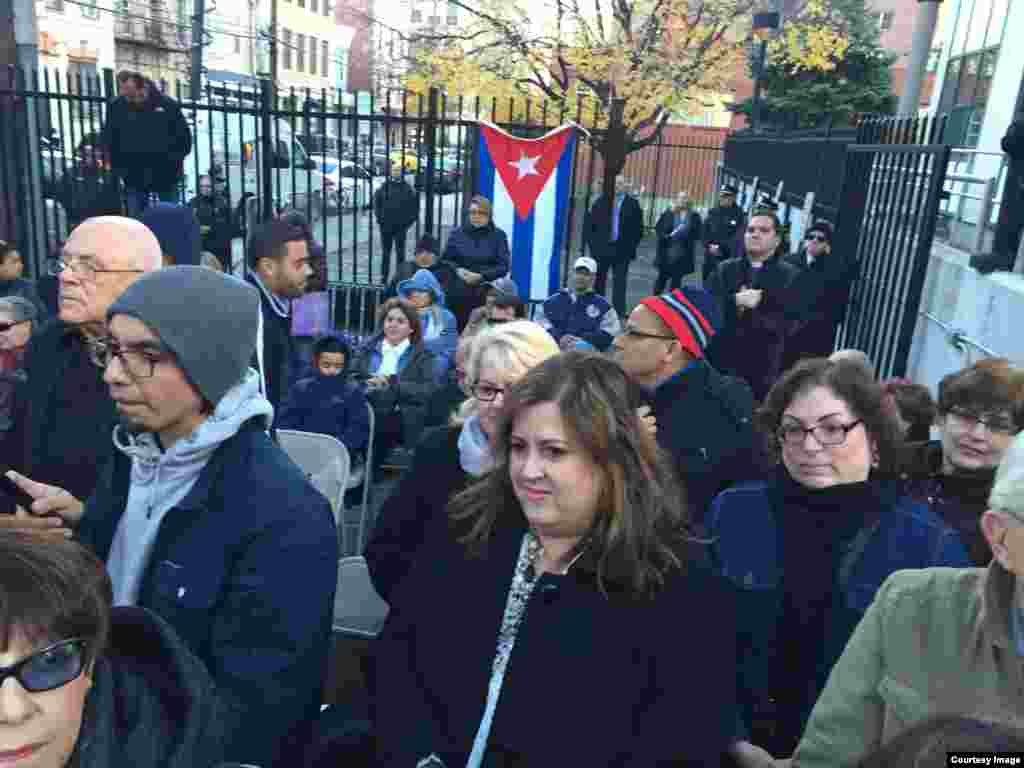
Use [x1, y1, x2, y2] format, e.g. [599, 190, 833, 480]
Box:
[283, 28, 293, 70]
[335, 45, 347, 90]
[80, 0, 99, 19]
[45, 0, 65, 12]
[297, 0, 304, 9]
[324, 0, 332, 16]
[310, 36, 318, 75]
[297, 33, 305, 71]
[311, 0, 318, 12]
[411, 8, 422, 22]
[877, 10, 894, 30]
[321, 40, 328, 78]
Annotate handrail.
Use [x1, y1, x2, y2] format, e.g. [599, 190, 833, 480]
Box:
[920, 311, 999, 357]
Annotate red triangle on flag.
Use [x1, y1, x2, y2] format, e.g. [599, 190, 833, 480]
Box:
[480, 122, 574, 221]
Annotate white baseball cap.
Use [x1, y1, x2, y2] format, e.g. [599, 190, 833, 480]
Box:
[573, 256, 598, 273]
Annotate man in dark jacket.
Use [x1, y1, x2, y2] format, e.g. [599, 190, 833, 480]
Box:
[102, 71, 192, 217]
[537, 256, 621, 351]
[442, 196, 511, 328]
[384, 233, 460, 303]
[654, 191, 702, 293]
[8, 266, 337, 768]
[0, 240, 48, 320]
[706, 210, 800, 402]
[246, 217, 314, 420]
[373, 162, 419, 283]
[613, 286, 762, 524]
[585, 179, 644, 315]
[57, 140, 122, 229]
[2, 217, 160, 507]
[703, 184, 746, 282]
[992, 116, 1024, 270]
[189, 174, 234, 268]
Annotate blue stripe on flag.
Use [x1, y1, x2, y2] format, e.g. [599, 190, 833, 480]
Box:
[551, 132, 576, 294]
[478, 139, 496, 200]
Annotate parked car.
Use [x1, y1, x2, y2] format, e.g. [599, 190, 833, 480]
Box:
[414, 155, 462, 193]
[389, 149, 420, 172]
[312, 156, 384, 210]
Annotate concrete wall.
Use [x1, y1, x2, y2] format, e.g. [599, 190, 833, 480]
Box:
[906, 240, 1024, 391]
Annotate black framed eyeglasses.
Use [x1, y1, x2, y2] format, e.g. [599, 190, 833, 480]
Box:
[0, 637, 87, 693]
[47, 257, 144, 280]
[777, 419, 864, 447]
[620, 327, 676, 341]
[946, 406, 1018, 435]
[805, 233, 828, 243]
[89, 338, 171, 379]
[470, 383, 506, 402]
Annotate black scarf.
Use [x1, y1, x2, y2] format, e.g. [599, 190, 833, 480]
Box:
[768, 466, 888, 751]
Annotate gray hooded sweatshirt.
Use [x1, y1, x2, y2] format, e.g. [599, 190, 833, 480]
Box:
[106, 369, 273, 606]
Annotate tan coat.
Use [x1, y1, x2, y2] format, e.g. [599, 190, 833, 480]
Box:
[793, 563, 1024, 767]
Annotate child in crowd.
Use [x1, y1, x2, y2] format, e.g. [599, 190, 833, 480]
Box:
[277, 335, 372, 460]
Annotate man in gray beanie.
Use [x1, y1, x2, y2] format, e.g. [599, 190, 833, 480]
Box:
[6, 266, 337, 768]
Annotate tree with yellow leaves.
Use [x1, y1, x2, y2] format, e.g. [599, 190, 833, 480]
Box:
[406, 0, 754, 192]
[735, 0, 895, 128]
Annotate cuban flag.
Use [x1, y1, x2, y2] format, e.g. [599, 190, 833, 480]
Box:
[477, 121, 578, 300]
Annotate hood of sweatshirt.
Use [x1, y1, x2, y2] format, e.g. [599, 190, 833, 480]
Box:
[398, 267, 447, 308]
[141, 203, 201, 266]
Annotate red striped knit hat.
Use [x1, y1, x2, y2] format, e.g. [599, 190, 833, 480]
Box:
[639, 288, 720, 360]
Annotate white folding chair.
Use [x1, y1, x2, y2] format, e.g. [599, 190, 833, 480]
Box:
[333, 555, 389, 639]
[277, 429, 350, 533]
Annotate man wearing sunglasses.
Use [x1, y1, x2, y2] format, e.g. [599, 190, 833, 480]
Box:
[6, 266, 337, 768]
[0, 217, 160, 517]
[781, 218, 858, 371]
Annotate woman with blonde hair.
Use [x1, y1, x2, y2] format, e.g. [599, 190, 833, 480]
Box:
[373, 351, 737, 766]
[365, 320, 560, 603]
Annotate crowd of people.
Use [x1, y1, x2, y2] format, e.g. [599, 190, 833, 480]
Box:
[3, 83, 1024, 765]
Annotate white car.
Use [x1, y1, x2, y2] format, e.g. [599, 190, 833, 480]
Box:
[311, 155, 384, 211]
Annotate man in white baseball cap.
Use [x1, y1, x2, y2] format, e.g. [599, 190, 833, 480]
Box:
[536, 255, 622, 351]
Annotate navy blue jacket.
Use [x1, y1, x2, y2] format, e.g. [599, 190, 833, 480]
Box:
[375, 522, 737, 767]
[708, 478, 971, 744]
[77, 420, 337, 768]
[538, 290, 619, 351]
[278, 373, 371, 455]
[442, 223, 510, 282]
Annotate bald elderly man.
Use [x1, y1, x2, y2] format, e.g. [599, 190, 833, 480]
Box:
[2, 217, 161, 506]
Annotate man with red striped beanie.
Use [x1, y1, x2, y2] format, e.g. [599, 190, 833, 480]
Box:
[614, 287, 764, 524]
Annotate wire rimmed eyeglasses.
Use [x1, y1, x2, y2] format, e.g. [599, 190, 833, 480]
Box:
[47, 257, 144, 280]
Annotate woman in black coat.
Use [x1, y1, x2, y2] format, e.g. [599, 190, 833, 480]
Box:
[654, 192, 702, 293]
[374, 352, 737, 767]
[442, 195, 511, 328]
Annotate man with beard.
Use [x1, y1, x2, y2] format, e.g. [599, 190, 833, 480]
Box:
[0, 217, 160, 509]
[102, 71, 192, 217]
[5, 266, 337, 768]
[246, 218, 314, 419]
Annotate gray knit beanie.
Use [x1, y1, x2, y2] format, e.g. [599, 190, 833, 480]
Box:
[107, 266, 260, 406]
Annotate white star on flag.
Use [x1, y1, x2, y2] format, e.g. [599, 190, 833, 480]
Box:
[509, 153, 541, 180]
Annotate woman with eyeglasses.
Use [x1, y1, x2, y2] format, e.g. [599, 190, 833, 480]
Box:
[365, 321, 559, 604]
[898, 359, 1024, 565]
[795, 431, 1024, 768]
[441, 196, 511, 330]
[709, 358, 971, 767]
[780, 219, 858, 373]
[0, 532, 223, 768]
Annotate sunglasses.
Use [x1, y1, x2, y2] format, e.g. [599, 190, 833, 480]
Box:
[0, 320, 29, 332]
[0, 637, 87, 692]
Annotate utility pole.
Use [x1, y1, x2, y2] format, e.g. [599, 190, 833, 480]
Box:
[7, 0, 46, 276]
[190, 0, 205, 100]
[269, 0, 278, 90]
[897, 0, 942, 115]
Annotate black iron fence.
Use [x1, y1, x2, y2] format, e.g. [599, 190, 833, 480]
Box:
[0, 67, 723, 296]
